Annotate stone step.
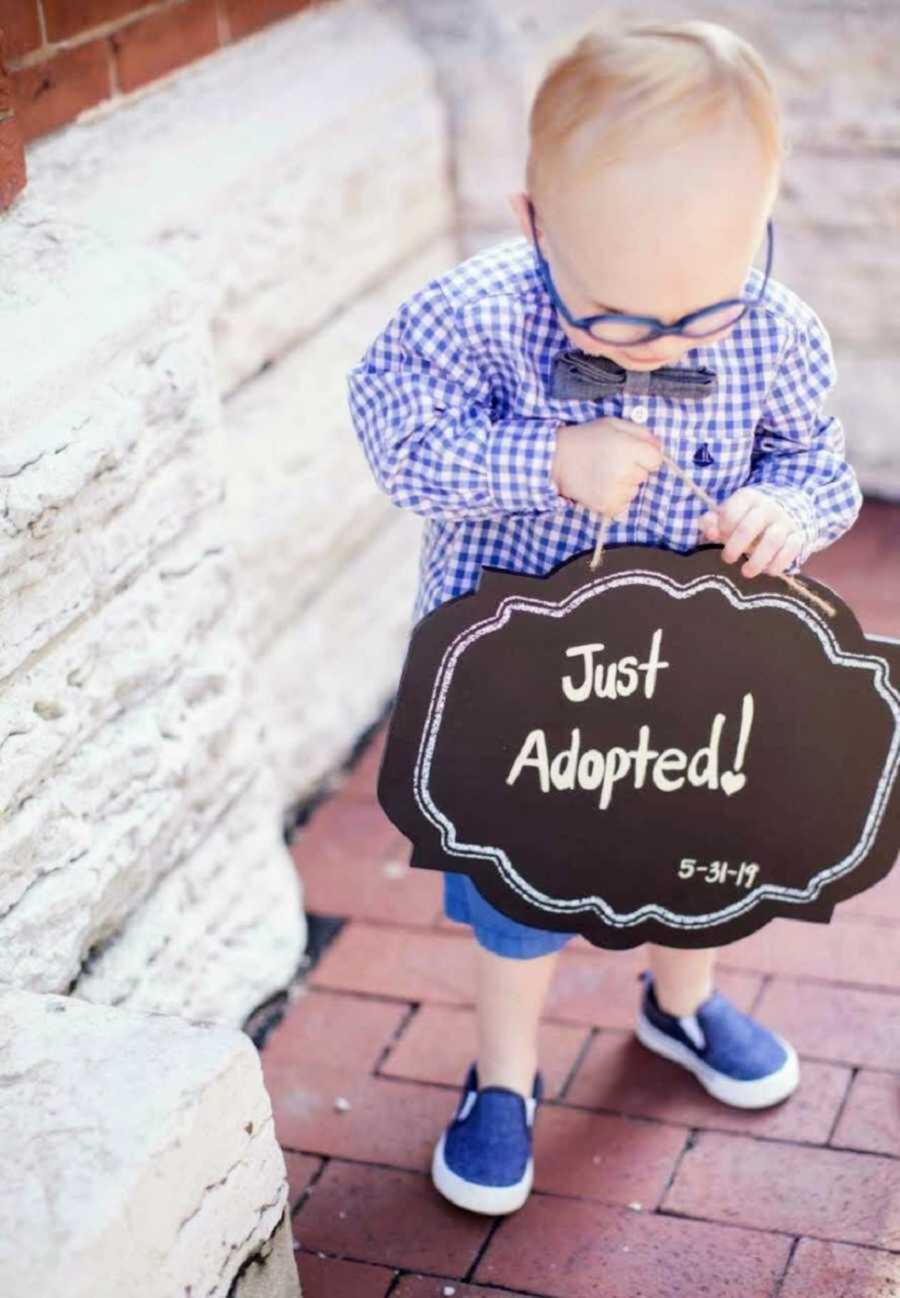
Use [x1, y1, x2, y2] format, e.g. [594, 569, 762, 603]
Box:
[0, 986, 298, 1298]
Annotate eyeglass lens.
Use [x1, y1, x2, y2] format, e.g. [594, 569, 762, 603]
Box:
[587, 302, 747, 345]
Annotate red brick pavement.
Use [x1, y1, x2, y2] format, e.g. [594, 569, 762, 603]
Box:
[266, 500, 900, 1298]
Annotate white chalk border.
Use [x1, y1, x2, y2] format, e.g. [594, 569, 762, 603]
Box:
[412, 568, 900, 931]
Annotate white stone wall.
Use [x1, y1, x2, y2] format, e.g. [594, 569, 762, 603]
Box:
[0, 199, 305, 1026]
[25, 0, 451, 399]
[225, 240, 458, 801]
[2, 0, 459, 1032]
[23, 0, 456, 807]
[396, 0, 900, 499]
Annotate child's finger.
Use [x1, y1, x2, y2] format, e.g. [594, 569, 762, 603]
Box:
[741, 521, 792, 578]
[699, 510, 720, 540]
[760, 530, 804, 577]
[614, 417, 660, 447]
[716, 487, 757, 520]
[721, 503, 770, 564]
[715, 487, 767, 539]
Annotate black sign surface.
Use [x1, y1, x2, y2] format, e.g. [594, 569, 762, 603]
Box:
[377, 544, 900, 949]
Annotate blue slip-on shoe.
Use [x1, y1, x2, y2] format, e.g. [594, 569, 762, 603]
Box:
[431, 1063, 543, 1215]
[634, 970, 800, 1109]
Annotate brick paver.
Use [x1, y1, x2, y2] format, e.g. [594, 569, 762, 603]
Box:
[266, 501, 900, 1297]
[834, 857, 900, 921]
[279, 1071, 456, 1170]
[754, 978, 900, 1070]
[290, 794, 442, 926]
[717, 913, 900, 990]
[393, 1279, 535, 1298]
[263, 988, 409, 1080]
[663, 1130, 900, 1248]
[294, 1161, 491, 1274]
[532, 1105, 688, 1207]
[310, 921, 478, 1004]
[779, 1238, 900, 1298]
[830, 1069, 900, 1156]
[380, 1002, 589, 1098]
[544, 950, 764, 1027]
[474, 1195, 793, 1297]
[564, 1028, 852, 1143]
[296, 1253, 395, 1298]
[284, 1151, 322, 1210]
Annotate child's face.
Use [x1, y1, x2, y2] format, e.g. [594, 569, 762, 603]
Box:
[513, 111, 777, 370]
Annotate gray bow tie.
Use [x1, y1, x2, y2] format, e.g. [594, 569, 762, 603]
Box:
[550, 349, 718, 402]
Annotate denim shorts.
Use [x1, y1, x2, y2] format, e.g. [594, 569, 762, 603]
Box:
[443, 870, 574, 959]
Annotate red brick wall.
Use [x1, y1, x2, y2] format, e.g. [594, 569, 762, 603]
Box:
[0, 0, 327, 210]
[0, 27, 25, 206]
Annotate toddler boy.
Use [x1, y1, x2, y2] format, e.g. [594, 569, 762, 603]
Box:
[347, 18, 863, 1216]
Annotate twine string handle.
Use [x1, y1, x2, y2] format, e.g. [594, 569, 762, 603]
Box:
[588, 449, 836, 620]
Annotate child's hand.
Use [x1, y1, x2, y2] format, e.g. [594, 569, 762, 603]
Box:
[552, 417, 663, 520]
[699, 486, 804, 579]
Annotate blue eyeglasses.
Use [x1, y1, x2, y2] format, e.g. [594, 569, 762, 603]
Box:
[526, 198, 774, 346]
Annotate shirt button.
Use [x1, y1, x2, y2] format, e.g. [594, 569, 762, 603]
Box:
[630, 405, 649, 423]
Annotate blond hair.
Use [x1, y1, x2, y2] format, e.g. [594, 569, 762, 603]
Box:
[526, 19, 785, 206]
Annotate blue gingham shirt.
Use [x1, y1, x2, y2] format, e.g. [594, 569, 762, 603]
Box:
[347, 236, 863, 626]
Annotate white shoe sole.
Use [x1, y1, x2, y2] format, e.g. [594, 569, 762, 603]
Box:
[635, 1008, 800, 1109]
[431, 1130, 533, 1215]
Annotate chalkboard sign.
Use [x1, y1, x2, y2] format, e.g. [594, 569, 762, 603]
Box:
[377, 544, 900, 949]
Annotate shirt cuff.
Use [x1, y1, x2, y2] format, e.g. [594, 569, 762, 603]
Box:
[486, 419, 570, 513]
[745, 481, 819, 570]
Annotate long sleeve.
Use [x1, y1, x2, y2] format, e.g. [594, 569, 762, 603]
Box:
[745, 307, 863, 568]
[346, 279, 567, 521]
